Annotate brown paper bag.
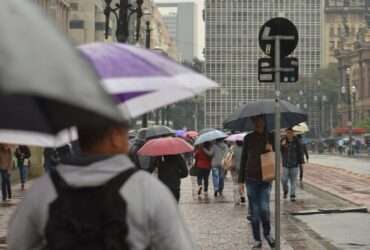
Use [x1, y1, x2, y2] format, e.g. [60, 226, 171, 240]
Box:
[260, 151, 275, 182]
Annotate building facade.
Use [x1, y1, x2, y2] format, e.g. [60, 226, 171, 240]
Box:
[68, 0, 107, 45]
[336, 40, 370, 128]
[155, 0, 199, 62]
[33, 0, 70, 33]
[323, 0, 370, 66]
[204, 0, 322, 129]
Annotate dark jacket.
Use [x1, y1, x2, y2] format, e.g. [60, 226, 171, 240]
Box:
[155, 155, 188, 192]
[281, 137, 304, 168]
[15, 146, 31, 167]
[239, 132, 274, 183]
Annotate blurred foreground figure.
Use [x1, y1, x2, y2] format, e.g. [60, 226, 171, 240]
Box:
[0, 144, 12, 202]
[8, 123, 195, 250]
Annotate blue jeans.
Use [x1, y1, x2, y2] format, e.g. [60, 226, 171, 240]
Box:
[0, 170, 11, 201]
[282, 167, 299, 197]
[246, 179, 272, 242]
[212, 166, 224, 193]
[18, 165, 28, 184]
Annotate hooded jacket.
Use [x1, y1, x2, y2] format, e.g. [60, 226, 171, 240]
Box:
[8, 154, 195, 250]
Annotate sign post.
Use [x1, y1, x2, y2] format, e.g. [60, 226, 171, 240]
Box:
[258, 17, 299, 250]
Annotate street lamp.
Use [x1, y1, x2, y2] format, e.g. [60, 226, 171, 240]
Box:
[104, 0, 144, 43]
[342, 67, 355, 155]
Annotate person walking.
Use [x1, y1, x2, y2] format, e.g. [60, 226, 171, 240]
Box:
[239, 115, 275, 249]
[8, 123, 196, 250]
[228, 141, 246, 205]
[296, 134, 309, 182]
[281, 128, 304, 202]
[194, 142, 213, 199]
[0, 144, 13, 202]
[14, 145, 31, 190]
[152, 154, 188, 202]
[211, 139, 227, 197]
[43, 147, 60, 173]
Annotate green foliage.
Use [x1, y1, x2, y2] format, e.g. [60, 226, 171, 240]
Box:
[354, 117, 370, 131]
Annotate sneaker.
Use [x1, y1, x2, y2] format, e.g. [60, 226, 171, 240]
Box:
[283, 191, 288, 199]
[291, 196, 296, 202]
[265, 235, 275, 248]
[247, 215, 252, 221]
[197, 186, 202, 196]
[214, 191, 218, 197]
[240, 196, 246, 203]
[252, 241, 262, 249]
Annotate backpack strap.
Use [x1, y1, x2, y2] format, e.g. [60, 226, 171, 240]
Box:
[49, 169, 70, 194]
[103, 168, 138, 193]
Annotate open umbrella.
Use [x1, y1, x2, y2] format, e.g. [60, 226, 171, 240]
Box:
[79, 43, 218, 118]
[176, 129, 187, 137]
[199, 128, 215, 135]
[194, 130, 227, 146]
[224, 99, 307, 131]
[138, 137, 193, 156]
[225, 132, 247, 142]
[293, 122, 309, 134]
[0, 0, 124, 146]
[145, 126, 175, 140]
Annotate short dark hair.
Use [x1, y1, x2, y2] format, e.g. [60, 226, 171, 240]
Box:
[77, 122, 129, 151]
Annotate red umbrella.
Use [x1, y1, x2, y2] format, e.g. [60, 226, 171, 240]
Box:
[138, 137, 194, 156]
[186, 131, 198, 139]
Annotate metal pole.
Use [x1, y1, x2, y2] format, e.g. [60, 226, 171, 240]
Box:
[141, 21, 151, 128]
[274, 37, 281, 250]
[116, 0, 129, 43]
[194, 100, 199, 131]
[348, 74, 353, 156]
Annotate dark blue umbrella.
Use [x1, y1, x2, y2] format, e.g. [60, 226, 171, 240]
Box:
[224, 99, 307, 131]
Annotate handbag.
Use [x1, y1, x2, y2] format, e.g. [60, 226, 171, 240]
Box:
[222, 151, 235, 171]
[260, 151, 275, 182]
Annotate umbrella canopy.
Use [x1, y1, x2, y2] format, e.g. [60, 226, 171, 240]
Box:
[176, 130, 187, 137]
[199, 128, 216, 135]
[138, 137, 193, 156]
[145, 126, 175, 140]
[224, 100, 307, 131]
[225, 132, 247, 142]
[194, 130, 227, 146]
[79, 43, 218, 119]
[0, 0, 124, 146]
[293, 122, 309, 134]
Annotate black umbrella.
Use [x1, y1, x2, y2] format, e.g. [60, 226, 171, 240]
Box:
[145, 126, 175, 140]
[0, 0, 124, 144]
[224, 99, 307, 131]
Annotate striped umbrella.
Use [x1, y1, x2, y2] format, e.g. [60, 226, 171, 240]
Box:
[79, 43, 218, 118]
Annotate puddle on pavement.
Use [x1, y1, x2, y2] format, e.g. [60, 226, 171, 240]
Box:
[296, 212, 370, 249]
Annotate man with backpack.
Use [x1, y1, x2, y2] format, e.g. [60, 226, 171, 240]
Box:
[8, 122, 195, 250]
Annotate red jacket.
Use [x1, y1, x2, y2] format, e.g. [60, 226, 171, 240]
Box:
[194, 148, 211, 169]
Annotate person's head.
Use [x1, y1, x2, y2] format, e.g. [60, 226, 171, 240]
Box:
[203, 141, 211, 149]
[251, 115, 265, 133]
[236, 140, 243, 147]
[77, 122, 130, 156]
[286, 128, 295, 141]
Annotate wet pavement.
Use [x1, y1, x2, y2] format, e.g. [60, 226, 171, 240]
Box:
[309, 154, 370, 176]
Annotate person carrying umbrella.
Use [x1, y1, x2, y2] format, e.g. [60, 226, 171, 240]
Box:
[239, 115, 275, 249]
[211, 138, 228, 197]
[14, 145, 31, 191]
[194, 142, 213, 200]
[281, 128, 304, 201]
[152, 155, 188, 202]
[0, 144, 13, 202]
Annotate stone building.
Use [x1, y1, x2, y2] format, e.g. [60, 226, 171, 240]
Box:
[323, 0, 370, 65]
[33, 0, 70, 33]
[336, 39, 370, 128]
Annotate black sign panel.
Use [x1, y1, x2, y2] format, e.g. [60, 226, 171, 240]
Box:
[258, 17, 298, 58]
[258, 57, 298, 83]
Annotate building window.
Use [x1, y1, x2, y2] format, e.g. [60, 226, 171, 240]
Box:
[69, 20, 84, 29]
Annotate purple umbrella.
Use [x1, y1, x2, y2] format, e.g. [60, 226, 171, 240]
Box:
[226, 133, 248, 142]
[79, 43, 218, 118]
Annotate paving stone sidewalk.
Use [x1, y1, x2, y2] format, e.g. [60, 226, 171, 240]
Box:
[179, 175, 341, 250]
[304, 163, 370, 211]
